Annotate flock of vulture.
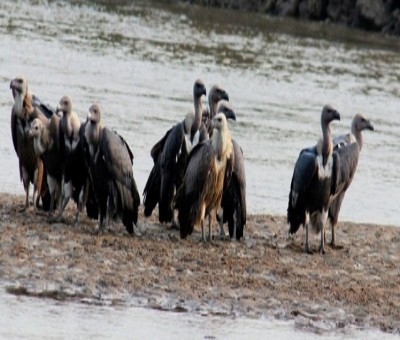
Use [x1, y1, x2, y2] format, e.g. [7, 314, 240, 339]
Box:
[9, 75, 373, 253]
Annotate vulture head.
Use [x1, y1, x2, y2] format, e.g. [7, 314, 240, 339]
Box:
[88, 104, 102, 125]
[56, 95, 73, 116]
[211, 112, 228, 133]
[216, 100, 236, 121]
[321, 104, 340, 125]
[352, 113, 374, 132]
[209, 85, 229, 111]
[10, 76, 28, 115]
[10, 76, 28, 100]
[29, 118, 43, 140]
[193, 79, 207, 99]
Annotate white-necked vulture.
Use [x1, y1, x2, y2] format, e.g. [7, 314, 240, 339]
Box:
[9, 76, 52, 211]
[29, 115, 63, 216]
[175, 113, 233, 241]
[218, 137, 246, 240]
[142, 79, 207, 224]
[84, 104, 140, 234]
[328, 113, 374, 247]
[53, 95, 87, 222]
[287, 105, 341, 254]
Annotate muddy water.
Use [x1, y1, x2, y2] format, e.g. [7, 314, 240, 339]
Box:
[0, 0, 399, 337]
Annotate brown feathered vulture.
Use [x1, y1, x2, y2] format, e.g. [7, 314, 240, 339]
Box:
[84, 104, 140, 234]
[175, 113, 233, 242]
[10, 75, 52, 211]
[327, 113, 374, 247]
[287, 105, 341, 254]
[29, 115, 63, 216]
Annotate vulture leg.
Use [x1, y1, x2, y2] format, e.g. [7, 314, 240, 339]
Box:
[217, 211, 223, 235]
[329, 192, 346, 248]
[20, 166, 30, 212]
[201, 220, 206, 243]
[208, 214, 212, 242]
[217, 209, 225, 237]
[73, 180, 90, 226]
[170, 210, 179, 230]
[58, 180, 73, 220]
[34, 159, 44, 212]
[319, 226, 326, 254]
[305, 223, 313, 254]
[318, 209, 328, 254]
[33, 167, 38, 212]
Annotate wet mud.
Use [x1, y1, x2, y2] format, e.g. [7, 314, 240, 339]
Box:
[0, 193, 399, 335]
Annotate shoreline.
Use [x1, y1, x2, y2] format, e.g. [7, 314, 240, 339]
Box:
[0, 193, 399, 335]
[179, 0, 400, 36]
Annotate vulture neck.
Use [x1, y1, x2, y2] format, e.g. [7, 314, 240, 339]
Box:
[63, 112, 74, 139]
[351, 123, 363, 150]
[14, 92, 33, 119]
[34, 127, 50, 156]
[208, 97, 218, 119]
[212, 127, 232, 162]
[191, 95, 203, 138]
[87, 121, 102, 148]
[319, 120, 333, 166]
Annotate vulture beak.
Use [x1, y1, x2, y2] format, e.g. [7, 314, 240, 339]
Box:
[366, 120, 374, 131]
[9, 79, 14, 89]
[202, 87, 207, 97]
[87, 112, 92, 121]
[221, 91, 229, 102]
[223, 108, 236, 121]
[333, 110, 340, 121]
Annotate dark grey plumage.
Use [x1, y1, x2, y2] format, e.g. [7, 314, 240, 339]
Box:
[143, 79, 206, 224]
[84, 104, 140, 234]
[287, 105, 341, 254]
[10, 76, 52, 211]
[175, 113, 233, 241]
[328, 113, 374, 247]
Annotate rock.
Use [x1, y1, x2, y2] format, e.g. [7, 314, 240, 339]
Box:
[355, 0, 389, 30]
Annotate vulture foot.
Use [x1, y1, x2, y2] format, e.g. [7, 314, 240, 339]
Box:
[318, 246, 326, 254]
[305, 246, 314, 255]
[169, 222, 180, 231]
[329, 242, 344, 250]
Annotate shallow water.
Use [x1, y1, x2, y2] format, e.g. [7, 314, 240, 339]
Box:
[1, 290, 397, 340]
[0, 0, 399, 226]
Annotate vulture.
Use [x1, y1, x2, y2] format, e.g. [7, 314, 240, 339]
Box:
[84, 104, 140, 234]
[9, 76, 52, 211]
[175, 113, 233, 241]
[327, 113, 374, 247]
[287, 105, 341, 254]
[202, 84, 230, 135]
[53, 95, 86, 222]
[29, 115, 63, 216]
[218, 136, 246, 240]
[142, 79, 207, 224]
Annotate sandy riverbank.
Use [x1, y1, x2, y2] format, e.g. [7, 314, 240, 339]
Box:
[0, 193, 399, 335]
